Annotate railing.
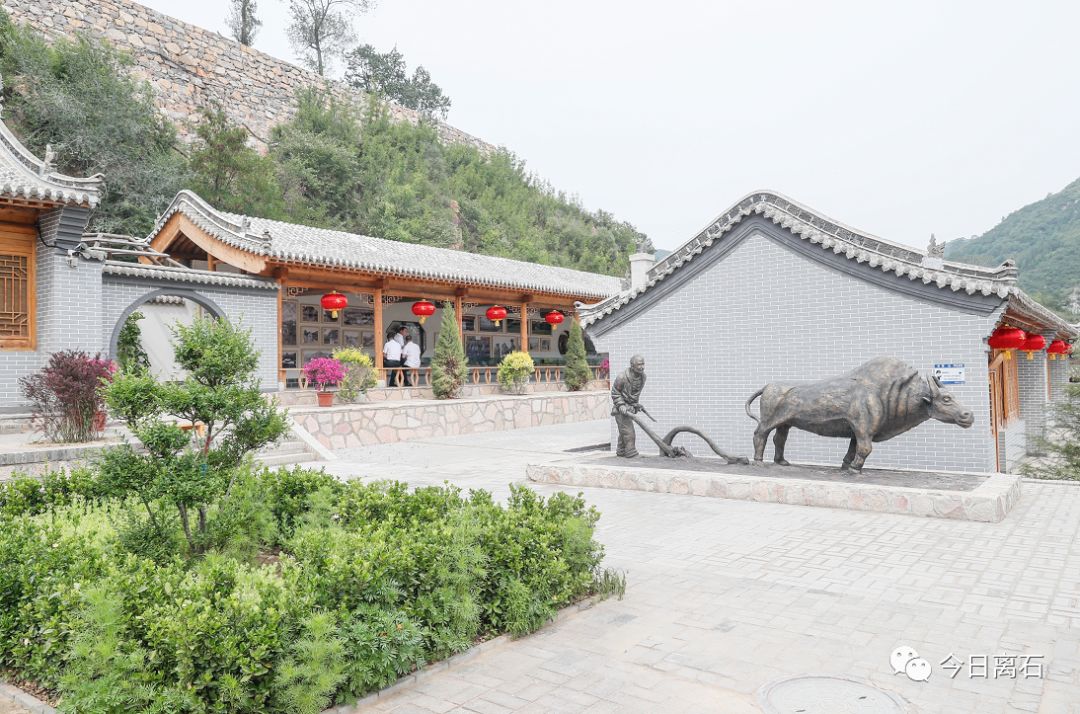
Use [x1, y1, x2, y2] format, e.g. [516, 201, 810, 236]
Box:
[373, 364, 609, 389]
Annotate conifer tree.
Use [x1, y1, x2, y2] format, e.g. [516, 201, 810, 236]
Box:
[563, 318, 591, 391]
[1023, 381, 1080, 480]
[431, 302, 466, 399]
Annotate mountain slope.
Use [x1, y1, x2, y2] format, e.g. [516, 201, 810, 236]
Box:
[945, 178, 1080, 310]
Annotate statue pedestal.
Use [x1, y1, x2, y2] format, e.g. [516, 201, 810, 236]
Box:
[526, 453, 1021, 523]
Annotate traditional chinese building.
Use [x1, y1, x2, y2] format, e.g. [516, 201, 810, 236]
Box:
[580, 191, 1077, 473]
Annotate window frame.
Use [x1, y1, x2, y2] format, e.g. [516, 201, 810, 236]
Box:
[0, 226, 36, 351]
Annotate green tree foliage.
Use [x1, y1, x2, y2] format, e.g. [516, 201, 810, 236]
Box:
[190, 103, 284, 217]
[116, 310, 150, 374]
[344, 44, 451, 118]
[497, 350, 534, 394]
[0, 12, 186, 235]
[1022, 382, 1080, 481]
[946, 177, 1080, 316]
[270, 88, 363, 226]
[431, 301, 466, 399]
[101, 316, 288, 556]
[286, 0, 374, 76]
[227, 0, 262, 46]
[563, 319, 591, 391]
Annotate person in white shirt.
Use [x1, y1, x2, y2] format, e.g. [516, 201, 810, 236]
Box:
[402, 334, 421, 387]
[382, 333, 403, 387]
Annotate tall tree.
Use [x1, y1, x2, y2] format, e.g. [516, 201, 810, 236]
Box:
[226, 0, 262, 46]
[286, 0, 374, 76]
[189, 103, 284, 217]
[430, 302, 466, 399]
[344, 44, 451, 118]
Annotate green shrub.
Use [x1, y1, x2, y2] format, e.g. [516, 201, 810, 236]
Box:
[332, 348, 378, 402]
[339, 607, 424, 699]
[497, 350, 534, 394]
[563, 319, 592, 391]
[0, 468, 101, 518]
[430, 301, 466, 399]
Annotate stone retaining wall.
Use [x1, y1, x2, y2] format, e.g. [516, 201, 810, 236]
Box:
[277, 381, 610, 407]
[291, 392, 610, 450]
[2, 0, 495, 153]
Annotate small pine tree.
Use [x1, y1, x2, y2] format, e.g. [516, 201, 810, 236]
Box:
[431, 301, 466, 399]
[563, 319, 591, 391]
[1022, 382, 1080, 480]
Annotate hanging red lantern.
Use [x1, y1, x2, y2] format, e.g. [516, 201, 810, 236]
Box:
[987, 326, 1025, 359]
[320, 291, 347, 319]
[544, 310, 565, 330]
[411, 299, 436, 324]
[1047, 340, 1069, 360]
[1019, 332, 1046, 360]
[486, 305, 507, 326]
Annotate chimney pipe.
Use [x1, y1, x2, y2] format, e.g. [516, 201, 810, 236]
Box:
[629, 252, 655, 291]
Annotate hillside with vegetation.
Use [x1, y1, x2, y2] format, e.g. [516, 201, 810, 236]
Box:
[0, 11, 647, 276]
[945, 177, 1080, 314]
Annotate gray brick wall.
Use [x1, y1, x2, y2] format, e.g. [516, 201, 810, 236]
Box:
[590, 231, 1001, 473]
[101, 276, 279, 389]
[1016, 343, 1050, 455]
[0, 252, 280, 411]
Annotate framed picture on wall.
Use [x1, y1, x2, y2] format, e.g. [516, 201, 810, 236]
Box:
[466, 335, 491, 362]
[281, 351, 297, 369]
[361, 332, 375, 351]
[302, 328, 320, 345]
[462, 315, 476, 332]
[343, 308, 374, 326]
[531, 320, 553, 336]
[302, 350, 332, 365]
[323, 328, 340, 345]
[343, 330, 360, 348]
[282, 302, 297, 346]
[322, 309, 340, 323]
[505, 318, 521, 334]
[478, 316, 503, 333]
[301, 305, 320, 323]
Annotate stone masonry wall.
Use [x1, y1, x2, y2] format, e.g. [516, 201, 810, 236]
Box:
[590, 229, 1002, 473]
[292, 391, 610, 450]
[2, 0, 495, 153]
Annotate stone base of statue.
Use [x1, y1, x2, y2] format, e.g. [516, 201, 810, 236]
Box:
[526, 452, 1021, 523]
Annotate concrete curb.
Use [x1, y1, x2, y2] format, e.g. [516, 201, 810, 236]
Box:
[0, 682, 57, 714]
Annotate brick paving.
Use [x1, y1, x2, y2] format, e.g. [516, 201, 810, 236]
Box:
[324, 421, 1080, 714]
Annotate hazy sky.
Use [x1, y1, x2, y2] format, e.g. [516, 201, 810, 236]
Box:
[140, 0, 1080, 252]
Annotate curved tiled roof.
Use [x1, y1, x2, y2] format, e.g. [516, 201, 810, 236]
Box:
[579, 190, 1076, 337]
[0, 120, 102, 207]
[151, 191, 623, 300]
[102, 261, 277, 290]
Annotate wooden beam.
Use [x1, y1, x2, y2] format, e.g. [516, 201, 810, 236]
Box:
[373, 287, 384, 372]
[150, 213, 268, 274]
[520, 301, 529, 356]
[454, 294, 463, 343]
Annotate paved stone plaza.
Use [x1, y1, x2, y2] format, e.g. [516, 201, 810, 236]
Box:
[322, 420, 1080, 714]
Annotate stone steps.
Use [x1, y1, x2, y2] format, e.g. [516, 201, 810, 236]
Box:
[256, 439, 316, 467]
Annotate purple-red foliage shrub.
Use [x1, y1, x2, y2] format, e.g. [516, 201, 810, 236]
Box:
[20, 351, 116, 442]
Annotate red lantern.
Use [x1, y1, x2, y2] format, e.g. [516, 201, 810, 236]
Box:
[544, 310, 565, 330]
[411, 299, 436, 324]
[1048, 340, 1069, 360]
[987, 326, 1025, 359]
[320, 291, 347, 319]
[1020, 332, 1046, 360]
[486, 305, 507, 326]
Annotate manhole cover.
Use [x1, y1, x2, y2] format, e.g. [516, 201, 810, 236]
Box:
[758, 676, 911, 714]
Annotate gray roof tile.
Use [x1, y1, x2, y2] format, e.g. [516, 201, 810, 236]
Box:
[0, 120, 102, 207]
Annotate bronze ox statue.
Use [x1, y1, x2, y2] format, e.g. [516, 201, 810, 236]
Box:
[745, 357, 974, 471]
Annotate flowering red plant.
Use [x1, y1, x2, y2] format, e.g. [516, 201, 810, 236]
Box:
[20, 351, 117, 442]
[302, 357, 345, 392]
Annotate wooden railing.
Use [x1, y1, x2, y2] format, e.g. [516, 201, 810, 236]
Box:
[374, 364, 609, 389]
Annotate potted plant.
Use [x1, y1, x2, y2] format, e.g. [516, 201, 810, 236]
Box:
[303, 357, 345, 407]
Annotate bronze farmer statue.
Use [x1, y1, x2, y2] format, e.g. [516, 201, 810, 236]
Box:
[611, 355, 647, 457]
[745, 357, 974, 471]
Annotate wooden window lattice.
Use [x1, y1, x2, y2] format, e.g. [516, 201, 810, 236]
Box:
[0, 252, 29, 339]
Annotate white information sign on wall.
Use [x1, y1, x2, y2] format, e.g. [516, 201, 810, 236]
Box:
[933, 363, 965, 385]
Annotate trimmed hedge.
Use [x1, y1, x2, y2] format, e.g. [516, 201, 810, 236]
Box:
[0, 467, 619, 713]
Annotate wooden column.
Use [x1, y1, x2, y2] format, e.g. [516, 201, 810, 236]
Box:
[520, 302, 529, 355]
[206, 255, 217, 272]
[454, 295, 464, 342]
[276, 281, 284, 385]
[374, 288, 384, 371]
